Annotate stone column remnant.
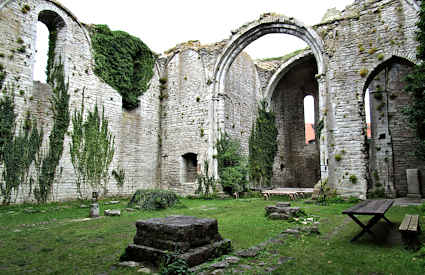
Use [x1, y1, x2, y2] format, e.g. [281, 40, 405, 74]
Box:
[120, 215, 231, 267]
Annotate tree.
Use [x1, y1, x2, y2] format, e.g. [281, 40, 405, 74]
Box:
[249, 101, 278, 189]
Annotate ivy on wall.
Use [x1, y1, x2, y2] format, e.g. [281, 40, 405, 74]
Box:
[34, 61, 70, 203]
[46, 30, 57, 85]
[248, 101, 278, 189]
[0, 89, 43, 205]
[404, 1, 425, 160]
[89, 24, 156, 110]
[70, 91, 115, 199]
[0, 63, 6, 90]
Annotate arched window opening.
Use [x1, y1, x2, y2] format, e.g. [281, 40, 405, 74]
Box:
[304, 95, 315, 144]
[182, 153, 198, 183]
[34, 22, 49, 83]
[364, 89, 371, 138]
[34, 10, 66, 84]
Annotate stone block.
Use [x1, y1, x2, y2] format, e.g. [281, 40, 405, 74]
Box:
[407, 169, 422, 198]
[121, 216, 231, 267]
[133, 215, 222, 251]
[89, 203, 99, 218]
[265, 206, 301, 217]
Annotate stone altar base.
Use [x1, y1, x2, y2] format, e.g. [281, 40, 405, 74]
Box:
[120, 215, 231, 267]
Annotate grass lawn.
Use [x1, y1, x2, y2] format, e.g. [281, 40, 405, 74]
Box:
[0, 197, 424, 274]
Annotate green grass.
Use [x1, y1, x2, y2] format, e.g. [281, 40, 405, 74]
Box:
[0, 198, 424, 274]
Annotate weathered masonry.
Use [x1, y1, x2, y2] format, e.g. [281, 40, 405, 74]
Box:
[0, 0, 423, 202]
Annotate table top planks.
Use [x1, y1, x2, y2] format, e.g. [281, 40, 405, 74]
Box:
[342, 199, 394, 215]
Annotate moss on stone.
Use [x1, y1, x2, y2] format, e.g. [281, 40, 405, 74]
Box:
[89, 24, 156, 110]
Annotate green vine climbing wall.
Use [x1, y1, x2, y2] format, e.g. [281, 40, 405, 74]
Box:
[249, 101, 278, 188]
[404, 1, 425, 160]
[89, 24, 156, 110]
[34, 61, 70, 203]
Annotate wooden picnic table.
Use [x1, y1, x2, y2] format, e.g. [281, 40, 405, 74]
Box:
[342, 199, 394, 242]
[261, 188, 314, 200]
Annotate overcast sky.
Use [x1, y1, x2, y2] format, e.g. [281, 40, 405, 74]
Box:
[34, 0, 359, 123]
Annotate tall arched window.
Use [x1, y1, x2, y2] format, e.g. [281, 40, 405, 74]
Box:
[34, 10, 66, 84]
[34, 21, 49, 83]
[304, 95, 315, 144]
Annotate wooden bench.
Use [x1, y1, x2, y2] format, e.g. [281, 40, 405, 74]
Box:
[399, 214, 421, 235]
[399, 214, 421, 248]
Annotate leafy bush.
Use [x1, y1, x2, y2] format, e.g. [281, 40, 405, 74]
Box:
[216, 132, 248, 195]
[195, 160, 217, 199]
[159, 252, 191, 275]
[89, 24, 155, 110]
[128, 189, 180, 210]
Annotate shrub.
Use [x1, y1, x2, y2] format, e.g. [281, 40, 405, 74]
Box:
[216, 132, 248, 195]
[159, 252, 191, 275]
[196, 160, 217, 199]
[128, 189, 179, 210]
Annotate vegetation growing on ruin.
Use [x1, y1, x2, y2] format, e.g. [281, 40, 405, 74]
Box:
[216, 132, 248, 194]
[34, 62, 70, 203]
[404, 1, 425, 160]
[0, 89, 43, 205]
[128, 189, 180, 210]
[46, 30, 57, 85]
[89, 24, 156, 110]
[0, 63, 6, 89]
[70, 92, 115, 199]
[195, 160, 217, 199]
[259, 47, 309, 62]
[248, 101, 278, 188]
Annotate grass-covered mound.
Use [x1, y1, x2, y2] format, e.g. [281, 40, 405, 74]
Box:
[89, 24, 156, 110]
[128, 189, 179, 210]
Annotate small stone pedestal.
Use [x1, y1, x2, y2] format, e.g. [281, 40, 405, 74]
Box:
[89, 203, 99, 218]
[120, 215, 231, 267]
[407, 169, 422, 198]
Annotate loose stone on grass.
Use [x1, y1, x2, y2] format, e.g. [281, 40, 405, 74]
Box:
[235, 247, 261, 258]
[104, 209, 121, 216]
[117, 261, 141, 267]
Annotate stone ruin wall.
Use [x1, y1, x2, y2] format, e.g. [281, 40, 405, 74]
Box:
[270, 55, 320, 188]
[0, 0, 160, 202]
[314, 0, 422, 198]
[0, 0, 424, 202]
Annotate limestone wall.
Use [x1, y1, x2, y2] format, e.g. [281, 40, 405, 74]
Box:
[1, 0, 424, 202]
[0, 0, 160, 202]
[270, 55, 320, 188]
[224, 52, 260, 156]
[315, 0, 420, 198]
[159, 49, 211, 195]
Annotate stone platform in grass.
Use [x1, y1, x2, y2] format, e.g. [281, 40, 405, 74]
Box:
[120, 215, 231, 267]
[265, 202, 303, 220]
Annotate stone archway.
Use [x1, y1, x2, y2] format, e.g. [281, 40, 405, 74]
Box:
[363, 56, 425, 197]
[210, 13, 326, 178]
